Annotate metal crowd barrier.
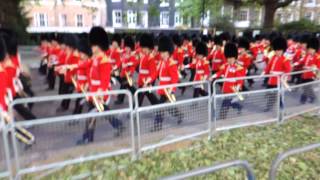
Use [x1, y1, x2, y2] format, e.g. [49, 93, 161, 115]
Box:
[7, 90, 134, 179]
[160, 160, 255, 180]
[281, 70, 320, 120]
[0, 115, 12, 180]
[134, 81, 211, 153]
[269, 143, 320, 180]
[212, 74, 281, 131]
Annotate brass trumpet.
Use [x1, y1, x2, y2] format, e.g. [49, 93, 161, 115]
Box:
[164, 88, 176, 103]
[232, 86, 244, 101]
[125, 72, 133, 86]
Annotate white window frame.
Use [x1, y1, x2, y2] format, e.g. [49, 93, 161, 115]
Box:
[111, 0, 121, 2]
[160, 0, 169, 7]
[140, 11, 148, 28]
[76, 14, 83, 27]
[127, 10, 137, 28]
[143, 0, 148, 4]
[34, 13, 48, 27]
[160, 11, 169, 28]
[112, 10, 122, 27]
[305, 11, 314, 21]
[237, 9, 249, 21]
[174, 12, 183, 26]
[59, 14, 67, 27]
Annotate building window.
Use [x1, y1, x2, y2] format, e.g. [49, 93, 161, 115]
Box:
[113, 10, 122, 27]
[34, 13, 48, 27]
[307, 0, 315, 3]
[237, 10, 248, 21]
[59, 14, 67, 27]
[305, 12, 313, 20]
[143, 0, 148, 4]
[175, 0, 183, 6]
[160, 0, 169, 7]
[140, 11, 148, 27]
[92, 15, 99, 26]
[127, 0, 137, 2]
[76, 14, 83, 27]
[174, 12, 183, 26]
[127, 10, 137, 27]
[160, 11, 169, 27]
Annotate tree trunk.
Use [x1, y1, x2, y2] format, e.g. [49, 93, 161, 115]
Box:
[263, 3, 277, 30]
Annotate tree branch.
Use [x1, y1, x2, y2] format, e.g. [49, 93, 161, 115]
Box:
[277, 0, 297, 8]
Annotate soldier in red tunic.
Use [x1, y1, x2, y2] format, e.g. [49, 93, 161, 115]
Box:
[0, 37, 9, 113]
[294, 37, 319, 104]
[263, 37, 292, 112]
[237, 37, 254, 89]
[136, 33, 159, 106]
[77, 27, 124, 145]
[46, 33, 60, 90]
[152, 35, 183, 131]
[211, 43, 246, 119]
[115, 36, 138, 104]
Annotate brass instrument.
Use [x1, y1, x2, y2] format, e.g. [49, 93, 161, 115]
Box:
[125, 72, 133, 86]
[232, 86, 244, 101]
[164, 88, 176, 103]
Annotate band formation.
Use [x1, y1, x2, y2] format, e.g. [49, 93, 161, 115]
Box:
[0, 27, 320, 147]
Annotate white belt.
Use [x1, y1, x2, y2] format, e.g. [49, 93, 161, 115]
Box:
[140, 69, 149, 74]
[237, 61, 244, 65]
[213, 59, 222, 63]
[270, 71, 283, 75]
[109, 59, 116, 63]
[160, 77, 171, 81]
[91, 80, 101, 85]
[196, 70, 204, 74]
[127, 62, 134, 66]
[78, 75, 87, 81]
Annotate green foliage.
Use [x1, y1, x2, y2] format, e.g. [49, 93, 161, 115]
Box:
[148, 5, 159, 18]
[276, 19, 319, 33]
[211, 16, 235, 33]
[23, 114, 320, 179]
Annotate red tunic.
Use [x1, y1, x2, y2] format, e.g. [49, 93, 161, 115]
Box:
[0, 65, 9, 112]
[120, 51, 138, 78]
[192, 57, 210, 81]
[297, 53, 320, 80]
[237, 51, 252, 70]
[209, 48, 226, 72]
[48, 45, 60, 66]
[137, 53, 157, 87]
[157, 58, 179, 95]
[106, 48, 122, 70]
[64, 52, 79, 83]
[172, 47, 184, 66]
[4, 61, 18, 98]
[215, 63, 246, 94]
[264, 55, 292, 86]
[74, 59, 91, 92]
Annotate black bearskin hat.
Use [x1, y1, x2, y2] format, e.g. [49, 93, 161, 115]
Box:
[0, 36, 7, 62]
[224, 43, 238, 59]
[78, 37, 92, 56]
[213, 36, 223, 46]
[124, 36, 135, 50]
[64, 34, 79, 49]
[271, 37, 287, 51]
[238, 37, 250, 50]
[307, 37, 319, 50]
[139, 33, 154, 49]
[89, 26, 109, 51]
[172, 34, 183, 47]
[111, 33, 121, 45]
[158, 35, 174, 54]
[196, 42, 208, 56]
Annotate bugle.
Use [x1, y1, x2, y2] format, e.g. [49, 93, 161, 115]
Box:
[164, 88, 176, 103]
[232, 86, 244, 101]
[125, 72, 133, 86]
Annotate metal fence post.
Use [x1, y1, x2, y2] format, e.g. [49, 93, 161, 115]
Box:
[269, 143, 320, 180]
[277, 75, 282, 122]
[207, 81, 212, 140]
[1, 115, 13, 180]
[134, 91, 142, 159]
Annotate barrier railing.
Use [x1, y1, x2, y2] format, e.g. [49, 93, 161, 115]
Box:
[7, 90, 134, 179]
[212, 74, 281, 131]
[0, 115, 12, 180]
[134, 81, 211, 153]
[160, 160, 255, 180]
[281, 70, 320, 120]
[1, 72, 319, 179]
[269, 143, 320, 180]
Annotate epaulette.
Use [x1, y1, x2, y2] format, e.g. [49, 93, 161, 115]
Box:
[236, 64, 244, 70]
[101, 55, 109, 64]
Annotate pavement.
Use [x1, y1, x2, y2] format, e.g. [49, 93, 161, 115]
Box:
[0, 46, 319, 176]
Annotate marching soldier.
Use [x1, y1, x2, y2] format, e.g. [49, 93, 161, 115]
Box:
[153, 35, 183, 131]
[77, 27, 124, 145]
[136, 33, 159, 106]
[263, 37, 292, 112]
[237, 37, 254, 89]
[107, 33, 122, 84]
[46, 33, 60, 90]
[294, 37, 320, 104]
[115, 36, 138, 105]
[211, 43, 246, 119]
[209, 36, 226, 74]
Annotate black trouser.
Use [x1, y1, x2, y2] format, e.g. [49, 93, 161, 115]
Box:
[73, 97, 85, 114]
[39, 59, 47, 75]
[13, 95, 37, 120]
[154, 95, 183, 129]
[138, 90, 159, 107]
[58, 75, 65, 95]
[20, 75, 35, 109]
[47, 66, 56, 89]
[219, 98, 242, 119]
[300, 79, 316, 104]
[81, 102, 123, 142]
[116, 77, 136, 103]
[60, 82, 74, 110]
[193, 87, 208, 98]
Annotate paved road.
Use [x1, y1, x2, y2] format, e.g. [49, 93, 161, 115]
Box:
[0, 47, 319, 176]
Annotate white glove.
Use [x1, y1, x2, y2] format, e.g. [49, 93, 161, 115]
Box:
[111, 77, 117, 85]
